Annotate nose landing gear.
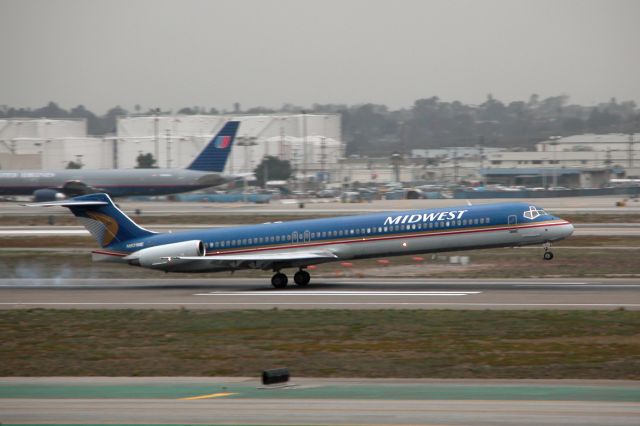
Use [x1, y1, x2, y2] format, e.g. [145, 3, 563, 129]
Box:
[543, 242, 554, 261]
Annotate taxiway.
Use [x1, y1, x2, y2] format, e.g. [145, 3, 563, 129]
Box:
[1, 377, 639, 425]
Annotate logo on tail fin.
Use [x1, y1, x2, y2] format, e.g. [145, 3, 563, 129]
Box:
[214, 136, 231, 149]
[81, 211, 120, 247]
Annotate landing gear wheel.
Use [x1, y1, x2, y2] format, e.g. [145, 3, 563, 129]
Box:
[271, 272, 288, 288]
[294, 270, 311, 286]
[543, 251, 554, 261]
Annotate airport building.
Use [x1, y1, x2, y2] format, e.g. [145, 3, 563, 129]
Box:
[481, 133, 639, 187]
[0, 118, 109, 170]
[1, 116, 637, 189]
[110, 114, 343, 178]
[0, 114, 344, 181]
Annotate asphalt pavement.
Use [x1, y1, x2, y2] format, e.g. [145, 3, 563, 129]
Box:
[2, 377, 639, 425]
[1, 278, 639, 310]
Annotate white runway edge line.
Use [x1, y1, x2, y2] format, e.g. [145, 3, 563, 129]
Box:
[2, 302, 640, 307]
[192, 291, 482, 296]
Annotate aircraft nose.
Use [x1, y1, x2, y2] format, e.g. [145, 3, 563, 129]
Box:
[563, 221, 575, 238]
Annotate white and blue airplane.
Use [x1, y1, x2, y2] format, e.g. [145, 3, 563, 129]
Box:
[30, 194, 574, 288]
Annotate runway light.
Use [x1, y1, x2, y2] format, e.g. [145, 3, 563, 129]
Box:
[412, 256, 424, 262]
[340, 262, 354, 268]
[307, 265, 317, 270]
[376, 259, 390, 266]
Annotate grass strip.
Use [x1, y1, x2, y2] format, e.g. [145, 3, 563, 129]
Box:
[1, 310, 639, 379]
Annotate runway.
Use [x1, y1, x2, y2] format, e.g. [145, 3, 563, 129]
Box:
[1, 278, 639, 310]
[2, 377, 639, 425]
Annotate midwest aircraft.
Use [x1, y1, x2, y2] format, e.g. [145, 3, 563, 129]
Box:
[30, 194, 574, 288]
[0, 121, 240, 201]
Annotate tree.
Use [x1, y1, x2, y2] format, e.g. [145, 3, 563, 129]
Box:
[65, 160, 83, 169]
[254, 156, 292, 187]
[135, 153, 157, 168]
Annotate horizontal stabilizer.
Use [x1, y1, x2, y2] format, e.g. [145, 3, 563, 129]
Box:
[24, 200, 109, 207]
[26, 193, 154, 248]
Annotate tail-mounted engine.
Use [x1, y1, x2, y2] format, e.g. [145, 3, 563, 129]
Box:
[125, 240, 205, 268]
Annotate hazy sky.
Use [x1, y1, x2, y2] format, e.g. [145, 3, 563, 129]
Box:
[1, 0, 638, 113]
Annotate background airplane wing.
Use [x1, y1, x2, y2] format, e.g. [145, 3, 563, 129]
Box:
[172, 249, 338, 270]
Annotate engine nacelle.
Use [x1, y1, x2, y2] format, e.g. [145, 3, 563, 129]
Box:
[127, 240, 205, 268]
[33, 189, 66, 202]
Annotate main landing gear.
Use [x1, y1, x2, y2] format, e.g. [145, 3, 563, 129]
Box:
[271, 272, 288, 288]
[543, 242, 554, 261]
[271, 269, 311, 288]
[294, 269, 311, 286]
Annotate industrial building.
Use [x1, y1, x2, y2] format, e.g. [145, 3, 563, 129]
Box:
[109, 114, 342, 177]
[1, 116, 637, 189]
[0, 114, 344, 181]
[0, 118, 109, 169]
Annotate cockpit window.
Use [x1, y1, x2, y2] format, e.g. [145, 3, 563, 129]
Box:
[523, 205, 548, 220]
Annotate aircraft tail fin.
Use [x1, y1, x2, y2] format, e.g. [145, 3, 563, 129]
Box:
[187, 120, 240, 172]
[27, 193, 155, 248]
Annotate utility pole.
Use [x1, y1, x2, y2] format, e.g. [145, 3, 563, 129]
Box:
[453, 147, 459, 184]
[153, 108, 160, 165]
[302, 112, 308, 194]
[478, 136, 485, 187]
[629, 133, 635, 169]
[320, 115, 328, 187]
[165, 129, 171, 168]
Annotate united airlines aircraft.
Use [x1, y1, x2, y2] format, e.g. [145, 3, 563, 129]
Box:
[1, 121, 239, 202]
[30, 194, 574, 288]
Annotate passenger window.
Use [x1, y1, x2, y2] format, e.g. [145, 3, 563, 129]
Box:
[429, 223, 433, 229]
[446, 221, 450, 227]
[383, 227, 388, 232]
[350, 229, 354, 235]
[480, 218, 485, 224]
[486, 217, 490, 224]
[276, 236, 280, 242]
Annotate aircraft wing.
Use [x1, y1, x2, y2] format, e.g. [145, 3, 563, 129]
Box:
[172, 249, 339, 270]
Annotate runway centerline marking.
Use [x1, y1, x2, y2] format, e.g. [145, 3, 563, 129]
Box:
[192, 291, 482, 296]
[179, 392, 237, 400]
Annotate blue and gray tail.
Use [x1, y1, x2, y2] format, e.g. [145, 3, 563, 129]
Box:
[187, 120, 240, 172]
[27, 193, 154, 248]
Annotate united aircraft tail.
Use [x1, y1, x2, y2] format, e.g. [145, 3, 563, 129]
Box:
[27, 193, 154, 248]
[186, 120, 240, 172]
